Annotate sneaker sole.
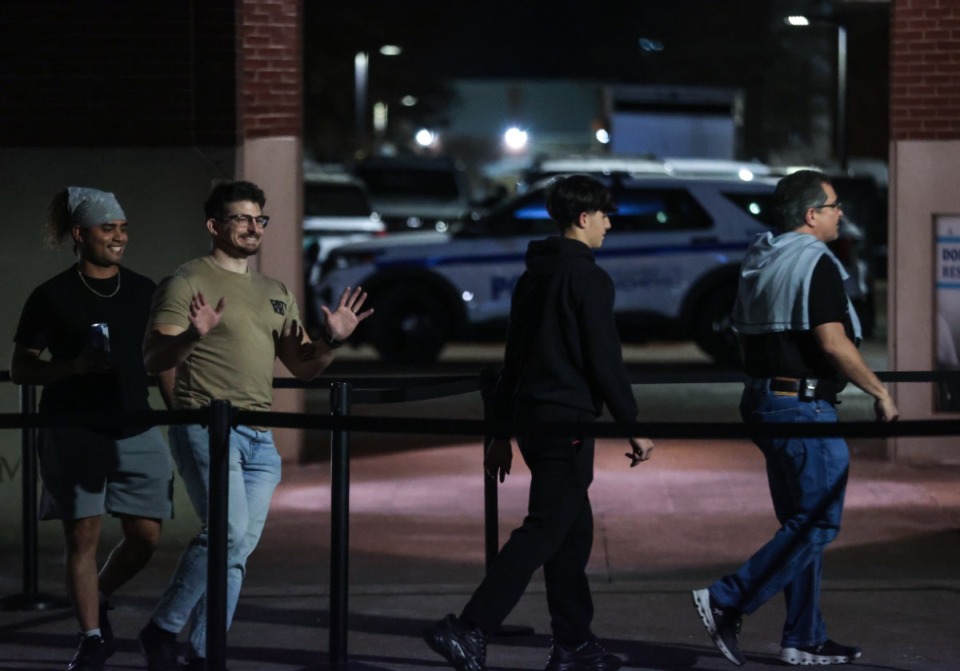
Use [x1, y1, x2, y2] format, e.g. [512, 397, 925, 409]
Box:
[780, 647, 862, 665]
[691, 589, 744, 666]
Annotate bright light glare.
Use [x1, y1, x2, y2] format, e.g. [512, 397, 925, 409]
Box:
[379, 44, 403, 56]
[415, 129, 437, 147]
[748, 202, 762, 215]
[462, 291, 474, 302]
[738, 168, 755, 181]
[503, 127, 529, 151]
[401, 95, 418, 107]
[786, 15, 810, 26]
[595, 128, 610, 144]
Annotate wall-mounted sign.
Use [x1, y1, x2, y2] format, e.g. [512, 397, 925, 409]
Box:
[935, 215, 960, 411]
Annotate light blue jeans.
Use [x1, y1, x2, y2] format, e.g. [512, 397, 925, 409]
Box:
[152, 423, 281, 659]
[709, 389, 849, 648]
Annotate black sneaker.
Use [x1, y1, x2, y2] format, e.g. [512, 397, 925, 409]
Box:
[423, 614, 487, 671]
[67, 634, 112, 671]
[692, 588, 745, 666]
[138, 621, 181, 671]
[544, 639, 622, 671]
[780, 639, 862, 665]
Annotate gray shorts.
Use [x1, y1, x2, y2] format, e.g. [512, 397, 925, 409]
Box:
[38, 426, 174, 521]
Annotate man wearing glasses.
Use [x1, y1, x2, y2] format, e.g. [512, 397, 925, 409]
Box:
[692, 170, 898, 667]
[138, 180, 371, 670]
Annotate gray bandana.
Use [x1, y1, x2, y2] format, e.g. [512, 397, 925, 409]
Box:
[67, 187, 127, 228]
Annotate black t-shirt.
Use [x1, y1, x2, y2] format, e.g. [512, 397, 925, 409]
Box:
[14, 265, 158, 425]
[740, 255, 854, 381]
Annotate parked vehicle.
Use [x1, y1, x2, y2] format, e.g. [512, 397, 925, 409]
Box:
[301, 171, 385, 331]
[313, 174, 791, 364]
[352, 155, 473, 233]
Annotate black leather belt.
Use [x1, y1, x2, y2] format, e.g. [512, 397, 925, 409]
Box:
[747, 377, 820, 399]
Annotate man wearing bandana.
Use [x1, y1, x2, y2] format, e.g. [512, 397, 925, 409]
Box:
[11, 187, 175, 671]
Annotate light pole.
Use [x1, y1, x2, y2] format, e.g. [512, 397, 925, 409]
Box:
[354, 51, 369, 151]
[786, 16, 848, 171]
[354, 45, 402, 154]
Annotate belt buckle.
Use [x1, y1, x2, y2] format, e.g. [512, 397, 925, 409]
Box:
[800, 378, 817, 401]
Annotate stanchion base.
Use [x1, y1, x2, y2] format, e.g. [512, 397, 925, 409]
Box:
[0, 592, 71, 612]
[490, 622, 536, 637]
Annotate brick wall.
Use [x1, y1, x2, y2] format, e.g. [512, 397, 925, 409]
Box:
[891, 0, 960, 140]
[238, 0, 302, 139]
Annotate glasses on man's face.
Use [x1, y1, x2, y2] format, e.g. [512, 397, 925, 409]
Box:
[812, 201, 842, 211]
[221, 213, 270, 228]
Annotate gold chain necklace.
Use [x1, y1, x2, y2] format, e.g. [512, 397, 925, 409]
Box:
[77, 267, 121, 298]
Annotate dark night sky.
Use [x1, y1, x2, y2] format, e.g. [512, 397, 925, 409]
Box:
[304, 1, 889, 162]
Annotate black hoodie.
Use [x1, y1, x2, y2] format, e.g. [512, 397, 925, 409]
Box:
[493, 235, 638, 431]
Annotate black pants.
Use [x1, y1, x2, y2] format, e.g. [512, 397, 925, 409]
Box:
[460, 406, 595, 643]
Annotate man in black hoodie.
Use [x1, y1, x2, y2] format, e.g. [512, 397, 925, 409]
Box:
[424, 175, 654, 671]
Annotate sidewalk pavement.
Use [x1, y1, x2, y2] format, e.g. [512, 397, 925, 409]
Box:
[2, 438, 960, 670]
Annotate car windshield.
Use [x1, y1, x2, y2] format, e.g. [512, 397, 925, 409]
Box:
[723, 191, 777, 228]
[305, 183, 371, 217]
[357, 167, 461, 200]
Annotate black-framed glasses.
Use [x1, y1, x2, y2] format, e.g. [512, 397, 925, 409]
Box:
[221, 213, 270, 228]
[812, 201, 842, 211]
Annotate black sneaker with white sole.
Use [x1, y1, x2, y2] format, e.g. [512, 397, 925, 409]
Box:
[780, 639, 862, 665]
[692, 588, 745, 666]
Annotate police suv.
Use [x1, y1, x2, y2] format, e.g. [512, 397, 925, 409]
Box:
[310, 172, 794, 364]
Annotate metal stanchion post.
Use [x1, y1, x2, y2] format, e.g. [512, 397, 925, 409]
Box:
[206, 400, 232, 671]
[1, 384, 69, 611]
[478, 368, 532, 637]
[329, 381, 352, 665]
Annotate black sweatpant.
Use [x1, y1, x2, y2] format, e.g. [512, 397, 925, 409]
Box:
[460, 406, 595, 644]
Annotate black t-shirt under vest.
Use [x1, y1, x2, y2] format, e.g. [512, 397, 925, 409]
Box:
[740, 255, 855, 382]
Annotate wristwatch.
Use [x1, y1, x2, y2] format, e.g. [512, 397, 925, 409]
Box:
[321, 329, 343, 349]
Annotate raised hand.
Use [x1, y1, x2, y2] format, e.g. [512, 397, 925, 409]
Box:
[321, 286, 373, 341]
[189, 291, 225, 339]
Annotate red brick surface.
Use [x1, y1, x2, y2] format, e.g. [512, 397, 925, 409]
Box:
[891, 0, 960, 139]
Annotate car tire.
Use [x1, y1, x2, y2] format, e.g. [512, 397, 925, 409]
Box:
[692, 284, 741, 367]
[369, 286, 451, 364]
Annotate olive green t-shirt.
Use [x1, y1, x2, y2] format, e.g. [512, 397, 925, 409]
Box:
[149, 256, 300, 411]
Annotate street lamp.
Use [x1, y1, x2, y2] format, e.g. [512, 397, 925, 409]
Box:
[354, 45, 403, 152]
[786, 15, 848, 171]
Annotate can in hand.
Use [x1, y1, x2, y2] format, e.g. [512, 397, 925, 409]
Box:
[90, 323, 111, 353]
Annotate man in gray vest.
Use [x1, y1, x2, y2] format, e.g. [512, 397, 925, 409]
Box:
[692, 169, 898, 666]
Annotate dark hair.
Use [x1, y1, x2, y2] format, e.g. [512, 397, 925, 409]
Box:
[204, 180, 266, 220]
[774, 169, 831, 233]
[44, 189, 72, 249]
[545, 174, 616, 231]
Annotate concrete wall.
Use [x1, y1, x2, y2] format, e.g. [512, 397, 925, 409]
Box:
[889, 140, 960, 463]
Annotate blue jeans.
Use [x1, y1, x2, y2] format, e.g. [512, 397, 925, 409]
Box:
[709, 389, 849, 648]
[152, 424, 281, 658]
